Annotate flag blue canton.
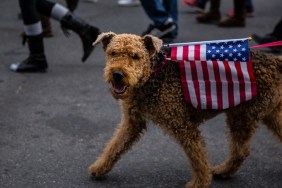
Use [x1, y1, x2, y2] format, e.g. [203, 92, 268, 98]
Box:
[206, 39, 249, 62]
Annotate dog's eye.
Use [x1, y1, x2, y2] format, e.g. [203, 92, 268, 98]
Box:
[111, 51, 116, 56]
[132, 53, 139, 60]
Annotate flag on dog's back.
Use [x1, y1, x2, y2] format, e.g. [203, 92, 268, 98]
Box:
[168, 38, 257, 109]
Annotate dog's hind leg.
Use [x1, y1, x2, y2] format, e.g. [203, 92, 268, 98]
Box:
[212, 113, 258, 178]
[262, 102, 282, 142]
[89, 109, 146, 178]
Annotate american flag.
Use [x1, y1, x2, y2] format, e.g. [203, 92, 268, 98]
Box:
[168, 38, 257, 109]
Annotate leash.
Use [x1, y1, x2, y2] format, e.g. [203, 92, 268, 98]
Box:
[250, 40, 282, 49]
[152, 52, 169, 73]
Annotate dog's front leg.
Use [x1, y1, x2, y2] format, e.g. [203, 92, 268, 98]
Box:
[169, 126, 212, 188]
[89, 109, 146, 178]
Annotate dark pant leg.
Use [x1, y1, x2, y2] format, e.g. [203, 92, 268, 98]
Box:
[36, 0, 56, 17]
[272, 17, 282, 39]
[19, 0, 39, 25]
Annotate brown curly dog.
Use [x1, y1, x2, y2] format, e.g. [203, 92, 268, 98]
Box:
[89, 32, 282, 188]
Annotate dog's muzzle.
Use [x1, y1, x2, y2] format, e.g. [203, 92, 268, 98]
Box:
[111, 70, 128, 95]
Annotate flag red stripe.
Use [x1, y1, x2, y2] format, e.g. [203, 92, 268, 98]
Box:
[223, 61, 234, 107]
[183, 46, 188, 61]
[194, 45, 200, 60]
[213, 61, 222, 109]
[179, 61, 192, 105]
[201, 61, 212, 108]
[171, 47, 177, 60]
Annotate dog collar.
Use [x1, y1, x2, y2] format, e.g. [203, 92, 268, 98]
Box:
[152, 52, 168, 73]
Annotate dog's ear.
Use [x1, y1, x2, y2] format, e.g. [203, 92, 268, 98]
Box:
[92, 32, 116, 50]
[142, 35, 163, 58]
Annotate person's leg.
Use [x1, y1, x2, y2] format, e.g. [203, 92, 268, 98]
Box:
[272, 17, 282, 40]
[140, 0, 171, 26]
[246, 0, 253, 12]
[196, 0, 221, 23]
[252, 17, 282, 53]
[218, 0, 246, 27]
[163, 0, 178, 38]
[140, 0, 177, 41]
[10, 0, 48, 72]
[36, 0, 100, 62]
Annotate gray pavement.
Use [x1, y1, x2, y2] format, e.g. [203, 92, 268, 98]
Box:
[0, 0, 281, 187]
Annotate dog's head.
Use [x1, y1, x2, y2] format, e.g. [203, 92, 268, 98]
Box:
[93, 32, 163, 100]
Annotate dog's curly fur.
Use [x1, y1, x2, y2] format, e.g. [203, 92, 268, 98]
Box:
[89, 32, 282, 188]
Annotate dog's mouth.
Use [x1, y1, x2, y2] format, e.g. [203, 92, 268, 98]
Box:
[111, 82, 128, 95]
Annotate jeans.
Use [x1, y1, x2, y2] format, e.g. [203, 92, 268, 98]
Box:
[140, 0, 178, 37]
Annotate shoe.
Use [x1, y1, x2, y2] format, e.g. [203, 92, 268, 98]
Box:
[218, 17, 245, 27]
[142, 18, 176, 39]
[182, 0, 196, 6]
[182, 0, 205, 13]
[252, 34, 282, 53]
[196, 11, 221, 24]
[10, 54, 48, 73]
[160, 32, 176, 43]
[60, 12, 101, 62]
[226, 9, 254, 18]
[117, 0, 140, 6]
[81, 0, 99, 3]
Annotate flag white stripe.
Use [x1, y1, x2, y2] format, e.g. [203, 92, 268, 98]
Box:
[176, 46, 183, 61]
[217, 61, 229, 109]
[200, 45, 207, 60]
[240, 62, 253, 100]
[195, 61, 206, 109]
[164, 37, 250, 47]
[229, 62, 240, 105]
[188, 45, 195, 60]
[184, 61, 198, 108]
[206, 61, 218, 109]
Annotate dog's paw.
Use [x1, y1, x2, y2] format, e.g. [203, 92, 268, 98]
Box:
[88, 160, 110, 179]
[211, 165, 233, 179]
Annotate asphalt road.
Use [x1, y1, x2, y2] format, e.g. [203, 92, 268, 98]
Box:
[0, 0, 281, 188]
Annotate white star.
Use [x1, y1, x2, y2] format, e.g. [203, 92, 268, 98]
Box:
[233, 49, 237, 52]
[212, 54, 216, 58]
[242, 48, 246, 51]
[224, 49, 229, 53]
[220, 53, 224, 57]
[208, 50, 211, 53]
[229, 53, 233, 57]
[234, 58, 237, 61]
[216, 50, 220, 53]
[237, 44, 242, 48]
[237, 53, 242, 56]
[212, 46, 216, 49]
[229, 45, 233, 48]
[220, 45, 224, 49]
[242, 57, 246, 61]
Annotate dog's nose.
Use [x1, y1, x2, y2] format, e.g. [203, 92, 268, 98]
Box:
[112, 71, 124, 82]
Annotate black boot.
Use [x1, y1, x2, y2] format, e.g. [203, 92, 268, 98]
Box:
[197, 0, 221, 24]
[252, 34, 282, 53]
[218, 0, 246, 27]
[10, 34, 48, 73]
[60, 12, 100, 62]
